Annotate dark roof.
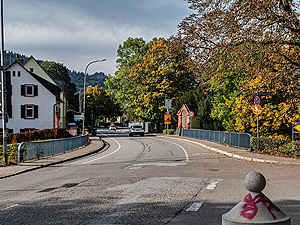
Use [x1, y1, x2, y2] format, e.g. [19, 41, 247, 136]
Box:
[30, 72, 62, 101]
[6, 61, 63, 102]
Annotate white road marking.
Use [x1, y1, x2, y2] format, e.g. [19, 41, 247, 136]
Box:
[206, 181, 219, 190]
[81, 132, 121, 164]
[2, 204, 19, 210]
[186, 202, 203, 211]
[126, 162, 187, 169]
[161, 139, 189, 162]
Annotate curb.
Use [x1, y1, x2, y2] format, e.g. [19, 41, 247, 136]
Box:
[158, 135, 300, 165]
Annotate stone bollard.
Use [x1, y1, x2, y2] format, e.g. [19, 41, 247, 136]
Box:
[222, 172, 291, 225]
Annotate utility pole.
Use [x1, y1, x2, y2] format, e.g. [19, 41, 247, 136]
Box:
[0, 0, 7, 164]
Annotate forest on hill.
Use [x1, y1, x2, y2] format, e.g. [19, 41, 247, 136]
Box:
[1, 50, 108, 91]
[69, 71, 108, 92]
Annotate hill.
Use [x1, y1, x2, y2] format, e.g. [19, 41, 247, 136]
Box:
[2, 51, 108, 91]
[69, 70, 108, 92]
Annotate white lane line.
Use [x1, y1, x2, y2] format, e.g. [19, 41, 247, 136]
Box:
[2, 204, 19, 210]
[206, 181, 219, 190]
[162, 140, 189, 162]
[186, 202, 203, 212]
[81, 132, 121, 164]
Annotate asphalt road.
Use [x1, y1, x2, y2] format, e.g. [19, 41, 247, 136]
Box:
[0, 128, 299, 224]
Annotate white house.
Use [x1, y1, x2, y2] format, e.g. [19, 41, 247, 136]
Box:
[2, 60, 62, 133]
[23, 56, 67, 128]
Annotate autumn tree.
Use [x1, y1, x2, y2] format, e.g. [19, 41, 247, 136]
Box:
[105, 37, 150, 112]
[128, 39, 196, 123]
[41, 61, 78, 110]
[85, 86, 122, 126]
[174, 0, 300, 137]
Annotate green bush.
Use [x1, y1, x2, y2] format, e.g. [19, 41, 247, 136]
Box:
[251, 137, 289, 152]
[279, 142, 300, 156]
[163, 129, 176, 135]
[251, 137, 300, 156]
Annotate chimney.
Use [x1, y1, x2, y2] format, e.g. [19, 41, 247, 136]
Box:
[15, 53, 24, 65]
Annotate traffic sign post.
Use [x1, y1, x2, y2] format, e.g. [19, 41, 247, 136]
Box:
[165, 99, 172, 109]
[254, 96, 260, 105]
[189, 111, 194, 117]
[164, 113, 171, 124]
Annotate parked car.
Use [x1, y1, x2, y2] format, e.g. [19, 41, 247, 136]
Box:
[109, 125, 116, 131]
[67, 123, 78, 129]
[129, 125, 144, 136]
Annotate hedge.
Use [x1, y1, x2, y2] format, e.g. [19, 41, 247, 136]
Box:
[162, 129, 176, 135]
[0, 128, 72, 145]
[251, 137, 300, 156]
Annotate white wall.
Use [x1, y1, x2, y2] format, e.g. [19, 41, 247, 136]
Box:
[3, 63, 56, 133]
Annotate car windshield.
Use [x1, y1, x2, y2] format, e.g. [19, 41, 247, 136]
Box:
[132, 125, 142, 128]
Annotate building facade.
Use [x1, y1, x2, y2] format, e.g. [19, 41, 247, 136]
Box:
[2, 60, 62, 133]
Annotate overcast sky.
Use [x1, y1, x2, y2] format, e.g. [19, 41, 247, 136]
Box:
[4, 0, 193, 75]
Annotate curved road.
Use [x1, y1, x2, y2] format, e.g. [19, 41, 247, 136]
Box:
[0, 128, 299, 224]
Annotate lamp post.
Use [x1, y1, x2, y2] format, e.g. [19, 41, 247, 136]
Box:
[82, 59, 106, 134]
[1, 0, 7, 164]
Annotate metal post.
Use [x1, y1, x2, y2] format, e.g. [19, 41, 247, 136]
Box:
[257, 113, 259, 138]
[82, 59, 106, 134]
[292, 123, 294, 142]
[256, 90, 259, 138]
[1, 0, 7, 164]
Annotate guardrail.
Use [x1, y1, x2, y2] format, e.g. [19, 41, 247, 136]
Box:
[182, 129, 252, 150]
[18, 134, 89, 162]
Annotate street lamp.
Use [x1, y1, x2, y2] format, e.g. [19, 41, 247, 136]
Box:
[82, 59, 106, 134]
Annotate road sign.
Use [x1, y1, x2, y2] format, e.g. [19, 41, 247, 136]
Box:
[74, 114, 84, 121]
[164, 113, 171, 124]
[165, 99, 172, 109]
[254, 96, 260, 105]
[253, 105, 262, 114]
[189, 111, 194, 117]
[258, 92, 273, 96]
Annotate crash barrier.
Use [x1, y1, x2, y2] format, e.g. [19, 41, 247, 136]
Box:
[182, 129, 252, 150]
[18, 134, 89, 162]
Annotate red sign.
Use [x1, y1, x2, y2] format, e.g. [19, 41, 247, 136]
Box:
[189, 111, 194, 117]
[254, 96, 260, 105]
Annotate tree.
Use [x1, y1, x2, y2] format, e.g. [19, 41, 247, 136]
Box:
[174, 0, 300, 137]
[85, 86, 122, 126]
[172, 83, 223, 130]
[105, 37, 150, 111]
[128, 39, 196, 123]
[42, 61, 78, 110]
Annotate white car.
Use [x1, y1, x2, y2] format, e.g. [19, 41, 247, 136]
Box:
[129, 125, 144, 136]
[109, 125, 116, 131]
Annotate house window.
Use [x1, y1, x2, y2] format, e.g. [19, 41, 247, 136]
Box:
[26, 105, 34, 118]
[26, 85, 34, 96]
[30, 68, 34, 72]
[21, 85, 38, 97]
[18, 71, 21, 77]
[13, 71, 16, 77]
[21, 105, 38, 119]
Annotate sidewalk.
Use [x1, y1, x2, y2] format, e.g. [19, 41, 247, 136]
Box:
[158, 134, 300, 166]
[0, 136, 105, 179]
[1, 134, 299, 179]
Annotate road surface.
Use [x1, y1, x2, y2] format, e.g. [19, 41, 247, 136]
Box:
[0, 128, 299, 224]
